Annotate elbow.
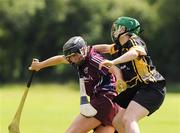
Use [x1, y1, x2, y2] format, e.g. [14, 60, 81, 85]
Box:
[134, 51, 139, 58]
[131, 50, 139, 58]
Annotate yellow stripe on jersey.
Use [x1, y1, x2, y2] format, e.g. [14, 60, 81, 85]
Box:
[110, 44, 118, 55]
[130, 37, 146, 55]
[131, 60, 143, 82]
[133, 57, 158, 83]
[129, 38, 144, 83]
[142, 57, 157, 82]
[130, 37, 157, 84]
[126, 76, 138, 86]
[130, 37, 138, 47]
[127, 78, 138, 88]
[133, 58, 150, 83]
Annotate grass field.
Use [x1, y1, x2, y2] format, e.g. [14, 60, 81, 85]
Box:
[1, 83, 180, 133]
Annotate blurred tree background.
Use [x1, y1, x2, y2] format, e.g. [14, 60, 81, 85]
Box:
[0, 0, 179, 83]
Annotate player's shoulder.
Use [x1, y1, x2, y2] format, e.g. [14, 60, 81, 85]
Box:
[88, 46, 101, 57]
[129, 35, 146, 47]
[87, 46, 104, 63]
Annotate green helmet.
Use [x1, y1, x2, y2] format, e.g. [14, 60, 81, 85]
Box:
[111, 16, 141, 42]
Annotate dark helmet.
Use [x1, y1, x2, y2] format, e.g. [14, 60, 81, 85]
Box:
[111, 16, 141, 42]
[63, 36, 87, 58]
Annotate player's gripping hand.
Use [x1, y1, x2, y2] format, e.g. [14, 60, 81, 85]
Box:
[29, 58, 41, 71]
[99, 60, 114, 70]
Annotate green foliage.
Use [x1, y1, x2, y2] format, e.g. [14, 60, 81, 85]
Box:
[0, 0, 179, 82]
[150, 0, 180, 81]
[0, 0, 45, 29]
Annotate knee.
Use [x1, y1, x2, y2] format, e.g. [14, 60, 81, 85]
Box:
[121, 115, 136, 126]
[112, 117, 120, 129]
[112, 113, 122, 128]
[112, 115, 124, 132]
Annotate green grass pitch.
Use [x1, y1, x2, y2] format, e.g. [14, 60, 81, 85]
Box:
[1, 83, 180, 133]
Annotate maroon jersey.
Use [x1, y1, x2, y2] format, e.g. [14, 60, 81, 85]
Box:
[72, 47, 119, 125]
[73, 47, 117, 97]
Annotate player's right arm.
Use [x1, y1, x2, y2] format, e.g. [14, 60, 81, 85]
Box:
[29, 55, 69, 71]
[93, 43, 115, 54]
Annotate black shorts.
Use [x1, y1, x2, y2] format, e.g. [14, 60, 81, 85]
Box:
[113, 81, 166, 115]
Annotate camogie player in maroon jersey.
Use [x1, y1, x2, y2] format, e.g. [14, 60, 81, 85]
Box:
[29, 36, 124, 133]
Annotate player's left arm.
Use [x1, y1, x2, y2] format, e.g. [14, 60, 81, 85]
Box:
[99, 45, 147, 69]
[112, 46, 146, 65]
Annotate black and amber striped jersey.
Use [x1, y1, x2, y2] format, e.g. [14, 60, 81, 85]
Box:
[111, 35, 165, 88]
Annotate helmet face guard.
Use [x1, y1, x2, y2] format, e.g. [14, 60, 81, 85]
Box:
[64, 45, 81, 58]
[63, 36, 87, 61]
[111, 17, 141, 42]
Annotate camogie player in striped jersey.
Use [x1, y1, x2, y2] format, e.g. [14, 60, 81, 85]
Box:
[29, 36, 124, 133]
[94, 16, 166, 133]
